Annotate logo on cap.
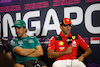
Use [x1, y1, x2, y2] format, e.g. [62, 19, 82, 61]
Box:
[12, 20, 26, 27]
[63, 18, 71, 25]
[15, 21, 21, 24]
[60, 18, 71, 25]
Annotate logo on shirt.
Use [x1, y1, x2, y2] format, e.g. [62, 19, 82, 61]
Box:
[87, 45, 89, 47]
[59, 47, 65, 50]
[72, 36, 76, 39]
[11, 40, 15, 46]
[59, 41, 64, 45]
[28, 39, 34, 43]
[18, 40, 23, 46]
[72, 40, 77, 47]
[23, 39, 27, 41]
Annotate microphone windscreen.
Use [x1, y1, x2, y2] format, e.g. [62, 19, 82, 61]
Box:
[66, 37, 72, 45]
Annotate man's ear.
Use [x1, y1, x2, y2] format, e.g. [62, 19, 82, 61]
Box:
[24, 27, 27, 32]
[60, 25, 62, 30]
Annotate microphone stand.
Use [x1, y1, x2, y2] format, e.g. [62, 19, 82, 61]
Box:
[69, 44, 72, 67]
[67, 37, 72, 67]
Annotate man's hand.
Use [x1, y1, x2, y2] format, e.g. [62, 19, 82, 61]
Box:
[78, 47, 92, 61]
[14, 47, 35, 56]
[78, 55, 84, 61]
[14, 63, 24, 67]
[47, 46, 73, 59]
[27, 46, 43, 57]
[65, 46, 73, 54]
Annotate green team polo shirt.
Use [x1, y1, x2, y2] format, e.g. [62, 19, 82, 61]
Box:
[10, 36, 41, 63]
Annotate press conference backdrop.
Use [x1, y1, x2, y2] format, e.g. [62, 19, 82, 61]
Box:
[0, 0, 100, 66]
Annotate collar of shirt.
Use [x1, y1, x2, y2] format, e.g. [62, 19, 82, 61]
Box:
[17, 35, 28, 40]
[59, 32, 72, 38]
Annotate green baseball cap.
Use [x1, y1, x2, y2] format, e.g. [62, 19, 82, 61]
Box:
[12, 20, 26, 27]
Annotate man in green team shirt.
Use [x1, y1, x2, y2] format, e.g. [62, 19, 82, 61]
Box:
[10, 20, 47, 67]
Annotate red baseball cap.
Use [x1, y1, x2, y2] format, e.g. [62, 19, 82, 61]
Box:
[60, 18, 71, 26]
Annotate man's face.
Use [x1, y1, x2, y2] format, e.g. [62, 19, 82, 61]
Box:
[60, 24, 71, 35]
[15, 27, 26, 38]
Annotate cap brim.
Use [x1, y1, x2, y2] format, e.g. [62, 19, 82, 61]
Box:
[61, 24, 72, 26]
[12, 25, 22, 28]
[12, 25, 15, 28]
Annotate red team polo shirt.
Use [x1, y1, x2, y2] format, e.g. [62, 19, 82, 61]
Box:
[48, 32, 89, 61]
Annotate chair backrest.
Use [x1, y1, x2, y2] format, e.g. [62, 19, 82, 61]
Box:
[39, 45, 55, 67]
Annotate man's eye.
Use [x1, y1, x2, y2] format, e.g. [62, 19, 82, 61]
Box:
[18, 27, 21, 29]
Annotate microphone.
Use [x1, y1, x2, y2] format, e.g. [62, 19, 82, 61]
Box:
[66, 37, 72, 67]
[66, 37, 72, 46]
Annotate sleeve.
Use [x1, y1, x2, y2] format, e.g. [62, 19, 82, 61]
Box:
[34, 37, 41, 46]
[78, 35, 89, 51]
[10, 39, 19, 52]
[48, 36, 56, 50]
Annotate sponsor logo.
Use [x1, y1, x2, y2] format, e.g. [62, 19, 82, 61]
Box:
[28, 39, 34, 43]
[59, 47, 65, 50]
[59, 41, 64, 45]
[72, 36, 76, 39]
[72, 40, 77, 47]
[18, 40, 23, 46]
[87, 45, 89, 47]
[15, 21, 20, 24]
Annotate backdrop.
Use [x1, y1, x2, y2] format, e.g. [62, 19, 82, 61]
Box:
[0, 0, 100, 67]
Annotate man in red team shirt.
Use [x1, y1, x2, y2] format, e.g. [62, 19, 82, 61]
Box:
[47, 18, 92, 67]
